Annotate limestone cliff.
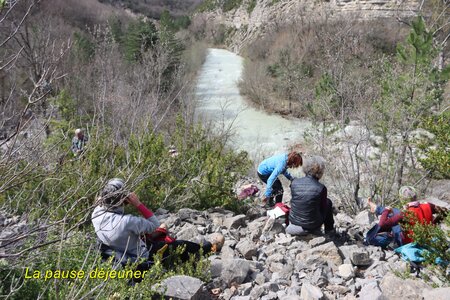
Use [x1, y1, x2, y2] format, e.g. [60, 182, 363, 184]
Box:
[194, 0, 420, 52]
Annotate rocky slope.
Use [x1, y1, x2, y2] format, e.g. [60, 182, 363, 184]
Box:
[194, 0, 419, 52]
[1, 185, 449, 299]
[151, 198, 449, 300]
[142, 173, 450, 300]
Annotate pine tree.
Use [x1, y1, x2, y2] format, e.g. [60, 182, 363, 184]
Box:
[373, 16, 450, 194]
[124, 19, 158, 63]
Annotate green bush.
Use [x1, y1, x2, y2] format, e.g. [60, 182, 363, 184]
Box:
[247, 0, 257, 14]
[1, 232, 212, 299]
[2, 118, 250, 223]
[123, 18, 158, 62]
[418, 111, 450, 179]
[223, 0, 243, 12]
[402, 212, 450, 282]
[197, 0, 218, 12]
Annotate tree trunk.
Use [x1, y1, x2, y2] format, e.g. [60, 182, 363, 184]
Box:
[395, 135, 408, 190]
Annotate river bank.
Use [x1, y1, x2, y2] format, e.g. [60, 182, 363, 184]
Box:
[195, 48, 311, 163]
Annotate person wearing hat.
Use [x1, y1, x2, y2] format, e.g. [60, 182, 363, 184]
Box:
[92, 178, 224, 267]
[367, 186, 448, 245]
[257, 151, 303, 207]
[71, 128, 88, 156]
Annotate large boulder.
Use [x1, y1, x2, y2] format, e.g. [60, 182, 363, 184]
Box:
[223, 214, 246, 229]
[297, 242, 342, 269]
[175, 223, 199, 241]
[210, 258, 251, 286]
[380, 272, 431, 300]
[235, 239, 258, 260]
[353, 211, 374, 228]
[155, 275, 208, 300]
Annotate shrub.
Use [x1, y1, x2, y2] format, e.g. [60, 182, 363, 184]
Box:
[418, 111, 450, 179]
[247, 0, 257, 14]
[0, 231, 212, 299]
[222, 0, 243, 12]
[402, 212, 450, 282]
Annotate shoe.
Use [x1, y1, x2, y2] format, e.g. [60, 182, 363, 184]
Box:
[209, 233, 225, 253]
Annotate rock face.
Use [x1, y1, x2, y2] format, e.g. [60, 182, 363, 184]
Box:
[193, 0, 420, 52]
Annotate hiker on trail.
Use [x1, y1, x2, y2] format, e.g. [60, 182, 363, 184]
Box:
[71, 128, 88, 156]
[257, 151, 302, 207]
[366, 186, 448, 247]
[92, 178, 224, 269]
[286, 156, 335, 236]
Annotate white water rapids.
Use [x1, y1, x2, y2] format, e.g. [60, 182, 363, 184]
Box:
[195, 49, 311, 162]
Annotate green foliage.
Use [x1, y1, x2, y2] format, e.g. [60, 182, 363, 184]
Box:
[418, 111, 450, 179]
[247, 0, 257, 14]
[197, 0, 218, 12]
[52, 89, 77, 122]
[266, 49, 314, 102]
[123, 18, 158, 62]
[371, 16, 449, 194]
[308, 73, 347, 124]
[2, 119, 250, 221]
[174, 15, 191, 30]
[109, 16, 124, 44]
[160, 10, 191, 32]
[375, 17, 443, 135]
[402, 212, 450, 280]
[73, 32, 95, 62]
[0, 232, 212, 299]
[222, 0, 243, 12]
[269, 0, 281, 6]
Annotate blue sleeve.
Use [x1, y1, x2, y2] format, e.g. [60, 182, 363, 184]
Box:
[265, 163, 284, 197]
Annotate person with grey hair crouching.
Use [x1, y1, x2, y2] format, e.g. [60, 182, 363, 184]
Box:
[286, 156, 335, 236]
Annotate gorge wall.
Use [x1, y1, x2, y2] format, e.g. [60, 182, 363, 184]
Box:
[193, 0, 419, 52]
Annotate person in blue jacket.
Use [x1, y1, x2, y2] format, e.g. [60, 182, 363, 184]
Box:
[257, 151, 302, 207]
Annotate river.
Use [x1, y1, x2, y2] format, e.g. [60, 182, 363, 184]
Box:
[195, 48, 311, 162]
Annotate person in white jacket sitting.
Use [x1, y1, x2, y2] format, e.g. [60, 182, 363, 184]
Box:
[92, 178, 224, 267]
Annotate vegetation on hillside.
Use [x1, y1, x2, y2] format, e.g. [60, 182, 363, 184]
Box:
[0, 0, 249, 298]
[239, 4, 449, 211]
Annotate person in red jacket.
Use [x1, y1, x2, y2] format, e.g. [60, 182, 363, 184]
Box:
[368, 186, 448, 244]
